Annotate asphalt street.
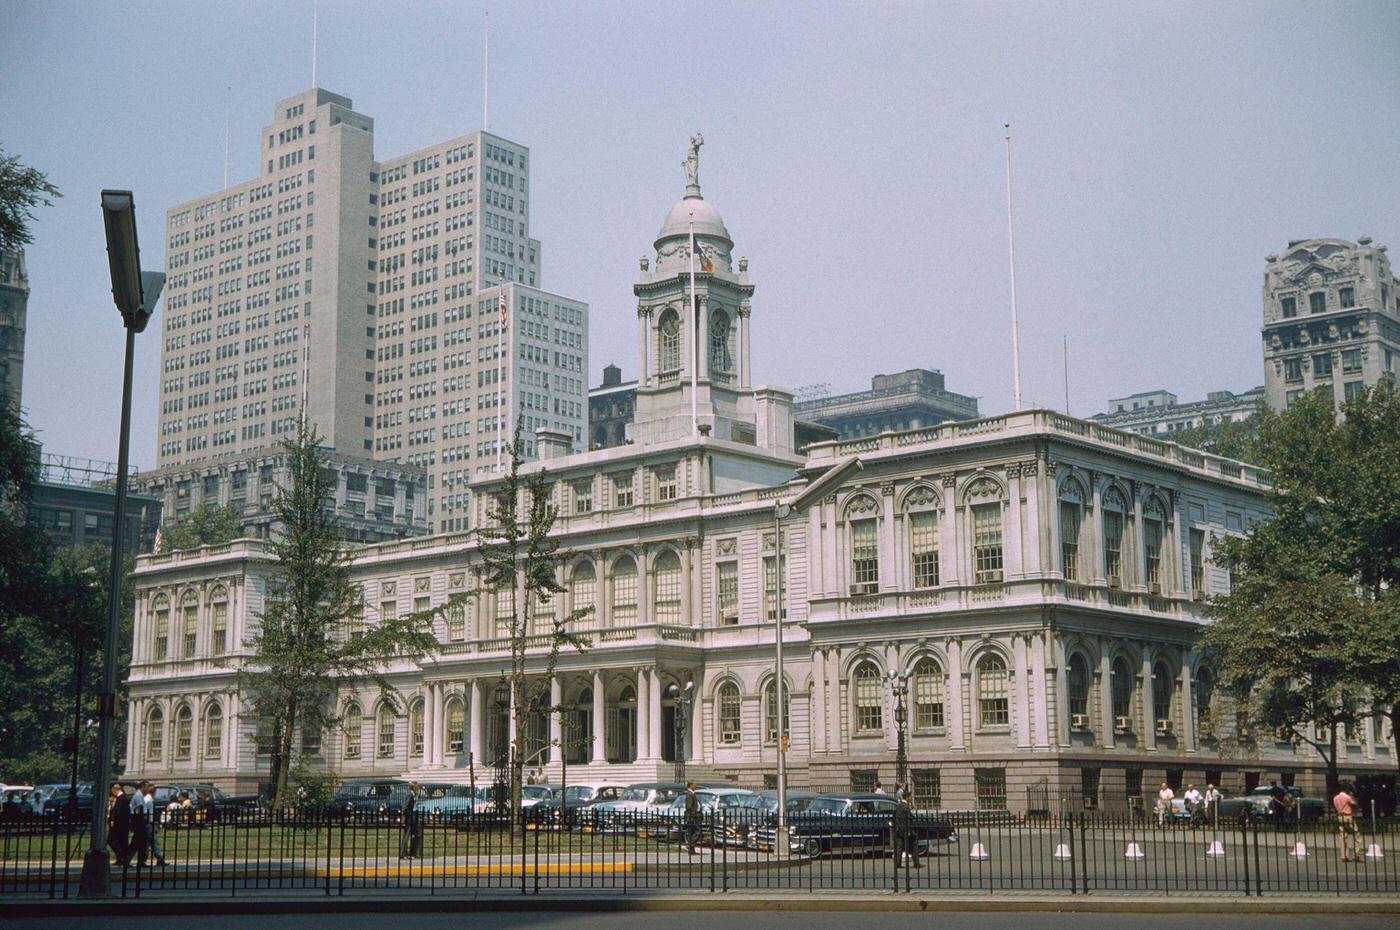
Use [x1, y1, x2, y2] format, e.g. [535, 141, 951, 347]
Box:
[7, 911, 1399, 930]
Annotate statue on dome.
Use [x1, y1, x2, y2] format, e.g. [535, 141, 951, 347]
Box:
[683, 133, 704, 193]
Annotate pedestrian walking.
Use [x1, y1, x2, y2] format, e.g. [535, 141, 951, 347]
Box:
[894, 789, 921, 868]
[1333, 783, 1361, 863]
[683, 781, 701, 854]
[128, 783, 150, 867]
[106, 784, 131, 867]
[1156, 783, 1175, 827]
[399, 782, 423, 859]
[141, 781, 167, 866]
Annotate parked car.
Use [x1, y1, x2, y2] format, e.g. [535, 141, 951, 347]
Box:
[650, 787, 756, 844]
[529, 782, 628, 827]
[732, 790, 819, 847]
[585, 783, 687, 833]
[38, 783, 94, 820]
[334, 778, 409, 820]
[753, 793, 957, 859]
[1, 786, 36, 820]
[418, 784, 490, 824]
[1216, 786, 1327, 822]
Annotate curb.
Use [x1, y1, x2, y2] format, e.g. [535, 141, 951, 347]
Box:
[7, 893, 1400, 918]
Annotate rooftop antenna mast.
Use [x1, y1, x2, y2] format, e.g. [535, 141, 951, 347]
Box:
[483, 11, 490, 130]
[1004, 123, 1023, 411]
[311, 0, 318, 87]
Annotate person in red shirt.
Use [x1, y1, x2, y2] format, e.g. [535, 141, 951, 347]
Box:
[1333, 783, 1360, 862]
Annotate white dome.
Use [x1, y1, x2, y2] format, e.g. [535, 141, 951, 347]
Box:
[655, 195, 731, 247]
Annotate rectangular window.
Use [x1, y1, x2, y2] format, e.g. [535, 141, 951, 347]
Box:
[1125, 767, 1143, 801]
[1339, 286, 1355, 308]
[377, 712, 395, 758]
[1103, 511, 1124, 587]
[154, 609, 169, 660]
[495, 586, 515, 636]
[1080, 767, 1101, 806]
[716, 561, 739, 625]
[1341, 348, 1362, 373]
[849, 770, 878, 794]
[855, 670, 883, 732]
[1284, 357, 1303, 382]
[1313, 352, 1333, 378]
[972, 504, 1004, 584]
[1189, 528, 1205, 599]
[975, 768, 1007, 811]
[654, 465, 677, 501]
[913, 667, 944, 730]
[653, 565, 681, 623]
[183, 603, 198, 658]
[347, 606, 365, 640]
[572, 480, 592, 514]
[911, 769, 942, 809]
[211, 601, 227, 655]
[1144, 520, 1164, 593]
[613, 473, 634, 508]
[380, 599, 397, 624]
[611, 571, 637, 624]
[1059, 501, 1081, 581]
[763, 555, 786, 620]
[850, 519, 879, 595]
[446, 601, 467, 640]
[414, 595, 431, 619]
[301, 728, 321, 757]
[1309, 291, 1326, 314]
[1280, 296, 1296, 318]
[1344, 380, 1365, 401]
[909, 511, 939, 588]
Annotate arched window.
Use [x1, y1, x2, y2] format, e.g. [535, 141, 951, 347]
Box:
[653, 551, 681, 623]
[571, 562, 597, 630]
[853, 661, 883, 732]
[611, 556, 638, 624]
[1102, 488, 1128, 588]
[343, 703, 363, 760]
[708, 310, 731, 373]
[376, 706, 397, 758]
[409, 701, 425, 757]
[658, 310, 681, 372]
[1194, 667, 1215, 735]
[976, 655, 1009, 727]
[906, 489, 940, 589]
[204, 703, 223, 759]
[152, 596, 170, 661]
[912, 658, 945, 730]
[180, 591, 199, 659]
[717, 681, 742, 745]
[145, 706, 164, 762]
[210, 587, 229, 655]
[445, 697, 465, 755]
[1067, 653, 1090, 723]
[173, 704, 193, 761]
[1110, 658, 1134, 730]
[1144, 499, 1166, 593]
[763, 680, 789, 744]
[1152, 661, 1175, 732]
[1059, 482, 1084, 582]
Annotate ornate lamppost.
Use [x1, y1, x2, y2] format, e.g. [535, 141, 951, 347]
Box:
[665, 681, 694, 783]
[887, 669, 910, 792]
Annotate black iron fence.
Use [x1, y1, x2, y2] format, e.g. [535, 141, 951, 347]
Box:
[1, 807, 1396, 899]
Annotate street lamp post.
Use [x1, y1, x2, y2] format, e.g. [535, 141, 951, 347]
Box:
[666, 682, 694, 784]
[80, 191, 164, 898]
[771, 456, 863, 855]
[887, 669, 909, 792]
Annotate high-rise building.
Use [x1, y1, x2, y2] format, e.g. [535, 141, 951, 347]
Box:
[1262, 236, 1400, 411]
[155, 88, 586, 534]
[793, 368, 979, 440]
[0, 246, 28, 414]
[1090, 386, 1264, 436]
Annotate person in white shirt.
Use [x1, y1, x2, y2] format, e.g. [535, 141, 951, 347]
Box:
[1182, 784, 1204, 825]
[1157, 783, 1175, 826]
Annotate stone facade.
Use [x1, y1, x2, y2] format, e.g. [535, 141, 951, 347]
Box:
[795, 369, 979, 441]
[0, 247, 28, 415]
[1091, 386, 1264, 437]
[1262, 237, 1400, 411]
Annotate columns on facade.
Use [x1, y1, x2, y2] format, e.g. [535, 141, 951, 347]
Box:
[595, 549, 611, 628]
[637, 550, 651, 626]
[689, 673, 704, 763]
[1030, 632, 1050, 748]
[124, 699, 139, 770]
[696, 297, 709, 382]
[635, 667, 650, 760]
[1006, 467, 1025, 580]
[822, 497, 840, 597]
[941, 477, 960, 586]
[591, 670, 607, 764]
[946, 638, 966, 751]
[1051, 634, 1070, 747]
[826, 647, 842, 754]
[680, 541, 694, 626]
[1013, 635, 1032, 748]
[1141, 652, 1157, 751]
[1089, 478, 1106, 585]
[1131, 488, 1147, 591]
[812, 648, 828, 754]
[549, 676, 563, 764]
[422, 684, 436, 768]
[648, 668, 663, 762]
[737, 306, 751, 389]
[468, 679, 484, 766]
[1180, 650, 1197, 752]
[1098, 642, 1115, 749]
[637, 308, 651, 389]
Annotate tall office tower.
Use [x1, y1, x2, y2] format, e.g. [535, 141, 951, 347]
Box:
[1262, 236, 1400, 411]
[157, 89, 587, 534]
[0, 247, 28, 415]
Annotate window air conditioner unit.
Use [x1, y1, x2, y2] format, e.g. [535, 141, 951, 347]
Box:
[1114, 715, 1132, 733]
[1070, 714, 1089, 731]
[1107, 575, 1121, 589]
[850, 582, 878, 597]
[1155, 718, 1173, 736]
[1148, 583, 1162, 595]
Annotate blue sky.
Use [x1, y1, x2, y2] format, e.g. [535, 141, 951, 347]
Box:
[4, 0, 1398, 468]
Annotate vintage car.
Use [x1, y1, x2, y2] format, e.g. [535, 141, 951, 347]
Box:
[731, 790, 819, 847]
[648, 787, 756, 843]
[1216, 786, 1327, 822]
[417, 784, 492, 824]
[584, 782, 687, 833]
[752, 793, 958, 859]
[333, 778, 409, 820]
[528, 782, 628, 827]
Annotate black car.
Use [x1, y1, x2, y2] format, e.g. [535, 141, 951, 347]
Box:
[753, 793, 957, 859]
[40, 784, 94, 821]
[334, 778, 409, 820]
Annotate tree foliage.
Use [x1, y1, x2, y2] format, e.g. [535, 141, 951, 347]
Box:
[159, 503, 243, 552]
[241, 418, 437, 810]
[0, 146, 61, 251]
[1204, 385, 1400, 792]
[477, 419, 590, 829]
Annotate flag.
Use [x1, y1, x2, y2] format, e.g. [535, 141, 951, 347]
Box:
[693, 241, 713, 274]
[153, 526, 163, 554]
[498, 292, 509, 329]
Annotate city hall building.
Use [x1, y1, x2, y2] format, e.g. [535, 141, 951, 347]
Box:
[123, 153, 1396, 811]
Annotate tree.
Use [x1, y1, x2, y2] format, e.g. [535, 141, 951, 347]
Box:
[158, 503, 243, 552]
[1204, 385, 1400, 792]
[476, 419, 590, 830]
[241, 418, 437, 811]
[1168, 409, 1263, 462]
[0, 146, 61, 251]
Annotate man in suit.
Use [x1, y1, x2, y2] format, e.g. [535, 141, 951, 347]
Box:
[399, 782, 423, 859]
[683, 782, 701, 854]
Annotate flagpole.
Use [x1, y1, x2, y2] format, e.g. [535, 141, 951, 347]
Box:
[1004, 123, 1023, 411]
[497, 289, 506, 473]
[689, 214, 699, 437]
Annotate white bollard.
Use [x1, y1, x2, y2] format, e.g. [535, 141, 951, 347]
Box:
[1053, 843, 1072, 860]
[1365, 843, 1384, 860]
[1124, 842, 1145, 860]
[1206, 839, 1226, 858]
[969, 842, 990, 860]
[1290, 841, 1307, 859]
